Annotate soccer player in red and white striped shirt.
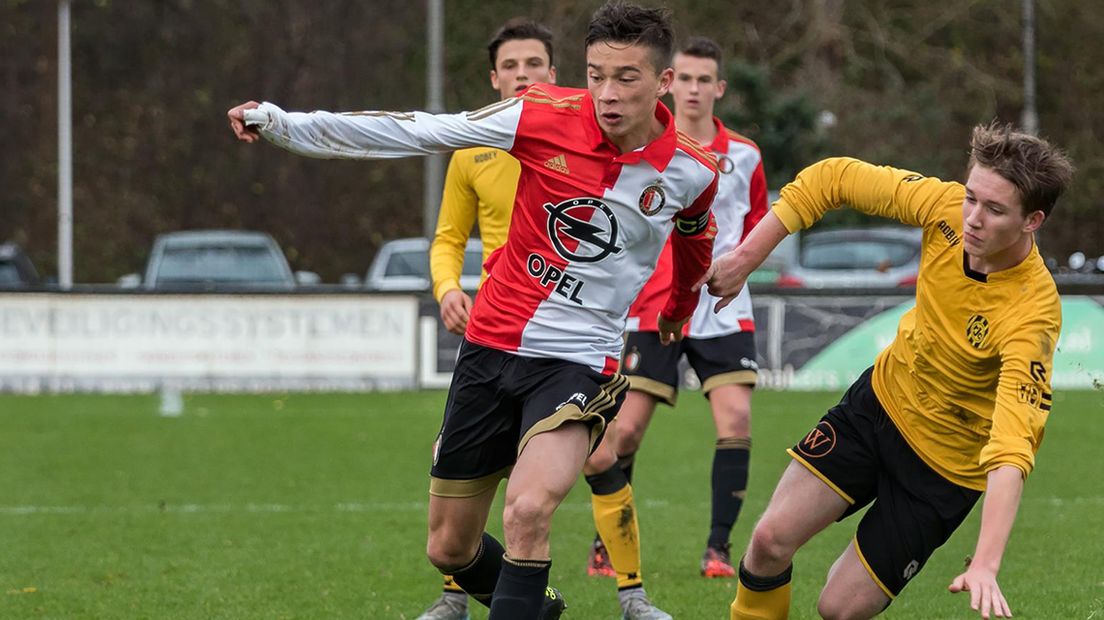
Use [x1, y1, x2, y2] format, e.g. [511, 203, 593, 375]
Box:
[228, 3, 717, 617]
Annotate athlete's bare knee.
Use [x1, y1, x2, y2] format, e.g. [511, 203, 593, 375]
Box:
[583, 444, 616, 475]
[817, 585, 883, 620]
[502, 493, 553, 546]
[747, 520, 797, 568]
[426, 534, 478, 572]
[817, 597, 872, 620]
[615, 422, 645, 455]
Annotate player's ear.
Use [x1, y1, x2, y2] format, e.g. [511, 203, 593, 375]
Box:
[715, 78, 727, 100]
[548, 65, 557, 85]
[489, 70, 500, 92]
[656, 67, 674, 97]
[1023, 209, 1045, 233]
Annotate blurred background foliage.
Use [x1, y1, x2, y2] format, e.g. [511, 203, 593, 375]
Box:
[1, 0, 1100, 282]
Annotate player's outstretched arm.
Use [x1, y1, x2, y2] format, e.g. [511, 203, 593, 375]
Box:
[697, 210, 789, 312]
[228, 100, 520, 161]
[948, 465, 1024, 619]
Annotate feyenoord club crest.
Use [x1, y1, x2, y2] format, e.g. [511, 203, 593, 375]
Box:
[625, 347, 641, 372]
[638, 183, 666, 216]
[717, 155, 735, 174]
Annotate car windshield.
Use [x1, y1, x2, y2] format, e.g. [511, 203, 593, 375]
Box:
[156, 246, 287, 283]
[0, 263, 22, 285]
[384, 250, 430, 278]
[462, 248, 482, 277]
[801, 239, 916, 271]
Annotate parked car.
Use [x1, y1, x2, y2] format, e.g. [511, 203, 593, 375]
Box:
[0, 242, 41, 288]
[118, 230, 319, 291]
[775, 226, 923, 288]
[365, 237, 483, 292]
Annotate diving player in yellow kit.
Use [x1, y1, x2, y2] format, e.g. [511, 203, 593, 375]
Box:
[701, 123, 1074, 619]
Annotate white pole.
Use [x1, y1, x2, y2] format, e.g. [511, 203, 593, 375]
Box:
[58, 0, 73, 288]
[1021, 0, 1038, 135]
[422, 0, 445, 239]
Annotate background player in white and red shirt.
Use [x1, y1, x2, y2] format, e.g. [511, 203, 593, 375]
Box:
[227, 3, 717, 618]
[610, 36, 768, 579]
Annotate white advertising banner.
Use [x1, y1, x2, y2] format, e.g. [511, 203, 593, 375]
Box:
[0, 294, 418, 392]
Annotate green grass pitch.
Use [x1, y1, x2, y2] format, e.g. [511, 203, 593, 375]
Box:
[1, 389, 1101, 619]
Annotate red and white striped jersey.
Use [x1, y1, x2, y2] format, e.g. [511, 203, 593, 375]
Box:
[244, 85, 717, 373]
[627, 117, 767, 338]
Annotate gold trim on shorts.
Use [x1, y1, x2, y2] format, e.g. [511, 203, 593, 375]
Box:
[429, 465, 511, 498]
[626, 375, 677, 406]
[853, 535, 896, 600]
[702, 369, 758, 394]
[518, 374, 630, 454]
[787, 448, 855, 505]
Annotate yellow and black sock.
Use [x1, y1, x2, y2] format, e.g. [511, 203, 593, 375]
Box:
[442, 574, 465, 594]
[618, 452, 636, 484]
[449, 532, 504, 608]
[731, 559, 792, 620]
[710, 437, 751, 550]
[586, 464, 643, 590]
[487, 556, 550, 619]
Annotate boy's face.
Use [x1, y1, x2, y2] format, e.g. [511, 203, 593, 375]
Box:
[670, 53, 725, 121]
[962, 164, 1043, 260]
[586, 41, 673, 145]
[490, 39, 555, 100]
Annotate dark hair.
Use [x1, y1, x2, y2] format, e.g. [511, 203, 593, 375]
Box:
[678, 35, 723, 75]
[968, 122, 1075, 218]
[487, 18, 555, 70]
[585, 1, 675, 72]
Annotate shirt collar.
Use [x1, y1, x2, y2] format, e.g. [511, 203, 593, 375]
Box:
[708, 116, 729, 153]
[584, 95, 678, 172]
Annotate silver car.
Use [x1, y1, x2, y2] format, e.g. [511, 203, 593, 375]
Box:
[776, 227, 923, 288]
[365, 237, 483, 292]
[119, 230, 319, 291]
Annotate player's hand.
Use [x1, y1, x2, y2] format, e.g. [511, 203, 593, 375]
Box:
[228, 101, 262, 143]
[439, 289, 473, 335]
[657, 313, 688, 346]
[697, 250, 748, 313]
[949, 565, 1013, 618]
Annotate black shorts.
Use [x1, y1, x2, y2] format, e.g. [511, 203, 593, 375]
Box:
[787, 367, 982, 599]
[429, 340, 629, 498]
[621, 330, 757, 406]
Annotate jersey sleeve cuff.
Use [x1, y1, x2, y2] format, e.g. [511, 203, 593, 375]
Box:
[771, 200, 805, 234]
[983, 459, 1031, 480]
[433, 279, 462, 303]
[242, 105, 274, 128]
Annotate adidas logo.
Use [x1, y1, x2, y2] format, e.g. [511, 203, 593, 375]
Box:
[543, 154, 570, 175]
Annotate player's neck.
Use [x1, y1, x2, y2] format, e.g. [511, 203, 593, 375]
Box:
[966, 234, 1035, 274]
[675, 112, 716, 146]
[610, 114, 666, 154]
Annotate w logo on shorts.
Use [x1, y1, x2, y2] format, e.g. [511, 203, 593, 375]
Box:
[796, 421, 836, 458]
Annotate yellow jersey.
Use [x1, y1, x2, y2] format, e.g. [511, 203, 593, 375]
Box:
[429, 147, 519, 302]
[774, 157, 1061, 490]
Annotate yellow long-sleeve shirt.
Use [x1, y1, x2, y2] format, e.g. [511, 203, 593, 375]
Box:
[430, 147, 519, 302]
[774, 157, 1061, 490]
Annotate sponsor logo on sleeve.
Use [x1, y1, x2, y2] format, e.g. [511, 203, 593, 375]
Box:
[795, 421, 836, 458]
[937, 220, 961, 246]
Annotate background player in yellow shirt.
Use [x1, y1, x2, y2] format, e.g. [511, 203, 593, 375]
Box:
[612, 36, 768, 580]
[424, 17, 670, 620]
[701, 124, 1073, 619]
